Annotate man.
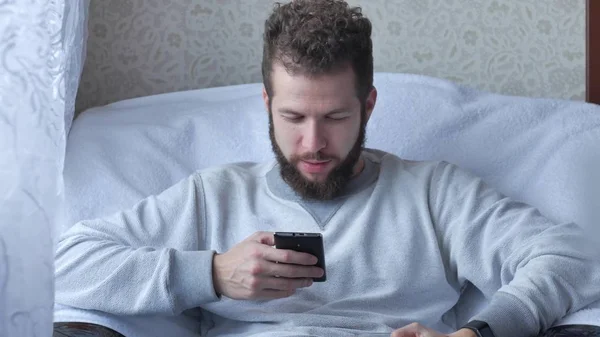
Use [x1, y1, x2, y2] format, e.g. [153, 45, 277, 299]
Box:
[54, 1, 600, 337]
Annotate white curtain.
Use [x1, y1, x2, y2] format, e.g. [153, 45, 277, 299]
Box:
[0, 1, 88, 336]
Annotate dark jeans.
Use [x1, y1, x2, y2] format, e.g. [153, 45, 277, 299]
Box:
[53, 323, 124, 337]
[53, 322, 600, 337]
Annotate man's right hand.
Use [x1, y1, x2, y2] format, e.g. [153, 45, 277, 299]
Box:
[212, 231, 325, 300]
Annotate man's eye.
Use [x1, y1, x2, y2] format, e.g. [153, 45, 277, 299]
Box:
[328, 115, 348, 121]
[283, 115, 303, 122]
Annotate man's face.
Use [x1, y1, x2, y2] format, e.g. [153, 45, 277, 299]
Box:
[263, 63, 376, 200]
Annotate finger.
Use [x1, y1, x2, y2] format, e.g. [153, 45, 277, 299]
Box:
[265, 261, 324, 279]
[259, 276, 313, 291]
[264, 246, 319, 265]
[250, 231, 275, 246]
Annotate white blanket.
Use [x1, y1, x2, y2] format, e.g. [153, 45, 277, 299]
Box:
[60, 73, 600, 333]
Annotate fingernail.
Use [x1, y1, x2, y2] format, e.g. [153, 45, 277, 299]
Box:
[304, 279, 313, 287]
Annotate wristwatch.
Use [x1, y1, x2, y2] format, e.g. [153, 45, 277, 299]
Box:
[461, 320, 496, 337]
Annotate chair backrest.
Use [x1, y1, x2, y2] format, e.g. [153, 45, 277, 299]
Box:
[66, 73, 600, 240]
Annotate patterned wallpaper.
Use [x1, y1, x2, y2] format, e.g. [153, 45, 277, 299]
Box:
[76, 0, 586, 113]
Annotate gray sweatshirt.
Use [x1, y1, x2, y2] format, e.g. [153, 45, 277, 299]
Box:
[55, 150, 600, 337]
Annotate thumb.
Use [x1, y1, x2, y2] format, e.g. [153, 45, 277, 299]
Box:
[251, 231, 275, 246]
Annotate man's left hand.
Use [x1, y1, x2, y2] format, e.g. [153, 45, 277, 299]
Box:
[391, 323, 477, 337]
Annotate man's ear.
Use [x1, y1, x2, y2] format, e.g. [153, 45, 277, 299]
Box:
[262, 87, 270, 112]
[364, 86, 377, 123]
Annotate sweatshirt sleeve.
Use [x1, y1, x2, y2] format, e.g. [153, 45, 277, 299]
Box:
[54, 173, 220, 316]
[429, 162, 600, 337]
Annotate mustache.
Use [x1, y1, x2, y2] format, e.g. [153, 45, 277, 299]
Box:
[292, 152, 337, 162]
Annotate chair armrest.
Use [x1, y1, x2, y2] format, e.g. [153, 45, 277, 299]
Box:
[53, 322, 125, 337]
[539, 324, 600, 337]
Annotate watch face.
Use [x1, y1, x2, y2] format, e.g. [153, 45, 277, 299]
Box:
[464, 320, 495, 337]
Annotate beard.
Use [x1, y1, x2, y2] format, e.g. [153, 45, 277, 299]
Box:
[269, 109, 367, 201]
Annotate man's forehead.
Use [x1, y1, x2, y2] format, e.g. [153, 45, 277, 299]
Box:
[271, 89, 358, 113]
[270, 64, 359, 103]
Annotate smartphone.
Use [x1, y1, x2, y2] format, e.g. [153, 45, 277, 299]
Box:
[274, 232, 326, 282]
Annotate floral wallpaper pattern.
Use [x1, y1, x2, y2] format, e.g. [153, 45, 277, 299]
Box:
[76, 0, 586, 113]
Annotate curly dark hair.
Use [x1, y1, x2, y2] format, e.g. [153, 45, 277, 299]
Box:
[262, 0, 373, 101]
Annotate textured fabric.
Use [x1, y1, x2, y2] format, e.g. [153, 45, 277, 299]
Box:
[0, 1, 88, 336]
[555, 301, 600, 326]
[62, 0, 90, 134]
[55, 150, 600, 337]
[76, 0, 585, 113]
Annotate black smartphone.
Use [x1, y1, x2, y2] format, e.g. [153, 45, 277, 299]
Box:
[274, 232, 326, 282]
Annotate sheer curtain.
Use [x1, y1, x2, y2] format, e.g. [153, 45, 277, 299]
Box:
[0, 1, 88, 336]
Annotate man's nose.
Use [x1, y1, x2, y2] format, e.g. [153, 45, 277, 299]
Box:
[301, 121, 326, 152]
